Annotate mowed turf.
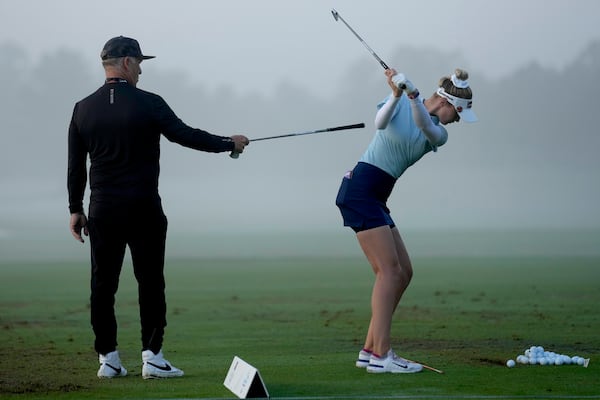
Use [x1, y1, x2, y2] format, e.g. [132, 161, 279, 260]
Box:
[1, 255, 599, 399]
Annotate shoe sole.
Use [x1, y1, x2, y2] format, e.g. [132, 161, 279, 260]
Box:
[142, 373, 184, 379]
[367, 368, 421, 373]
[142, 369, 184, 379]
[367, 366, 422, 373]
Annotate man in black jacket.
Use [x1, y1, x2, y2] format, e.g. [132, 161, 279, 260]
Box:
[67, 36, 249, 379]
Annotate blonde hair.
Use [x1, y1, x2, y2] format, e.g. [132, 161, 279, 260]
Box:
[438, 68, 473, 100]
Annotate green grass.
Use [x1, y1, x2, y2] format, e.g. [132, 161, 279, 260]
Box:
[1, 256, 599, 399]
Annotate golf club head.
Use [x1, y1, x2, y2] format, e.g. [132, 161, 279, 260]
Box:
[331, 9, 339, 21]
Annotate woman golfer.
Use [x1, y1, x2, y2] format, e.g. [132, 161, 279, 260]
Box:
[336, 68, 476, 373]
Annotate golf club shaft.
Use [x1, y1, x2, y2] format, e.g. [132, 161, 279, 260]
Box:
[229, 123, 365, 158]
[331, 9, 389, 70]
[251, 123, 365, 142]
[404, 358, 444, 374]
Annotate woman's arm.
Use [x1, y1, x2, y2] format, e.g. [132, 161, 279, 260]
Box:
[374, 95, 400, 129]
[409, 97, 447, 146]
[375, 68, 404, 129]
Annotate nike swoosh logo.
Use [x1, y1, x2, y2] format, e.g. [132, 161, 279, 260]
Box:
[392, 362, 408, 369]
[147, 361, 172, 371]
[105, 363, 122, 374]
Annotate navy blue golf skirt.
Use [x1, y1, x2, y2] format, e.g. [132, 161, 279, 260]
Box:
[335, 162, 397, 232]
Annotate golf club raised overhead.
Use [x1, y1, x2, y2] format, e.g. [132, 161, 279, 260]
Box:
[230, 122, 365, 158]
[331, 8, 389, 70]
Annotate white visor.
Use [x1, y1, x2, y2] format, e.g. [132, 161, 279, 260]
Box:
[436, 87, 477, 123]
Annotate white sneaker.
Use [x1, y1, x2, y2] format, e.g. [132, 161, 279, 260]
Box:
[356, 349, 372, 368]
[142, 349, 184, 379]
[97, 350, 127, 378]
[366, 350, 423, 373]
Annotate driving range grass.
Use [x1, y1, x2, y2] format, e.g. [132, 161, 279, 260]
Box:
[1, 256, 599, 399]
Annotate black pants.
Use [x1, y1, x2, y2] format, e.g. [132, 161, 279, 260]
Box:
[87, 200, 168, 355]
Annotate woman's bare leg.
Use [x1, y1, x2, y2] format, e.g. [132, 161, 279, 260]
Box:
[357, 225, 413, 356]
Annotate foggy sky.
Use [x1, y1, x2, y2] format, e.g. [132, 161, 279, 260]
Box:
[1, 0, 599, 250]
[1, 0, 599, 96]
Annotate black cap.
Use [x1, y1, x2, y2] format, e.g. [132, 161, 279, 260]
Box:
[100, 36, 155, 60]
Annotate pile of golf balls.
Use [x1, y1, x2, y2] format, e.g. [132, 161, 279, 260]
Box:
[506, 346, 589, 368]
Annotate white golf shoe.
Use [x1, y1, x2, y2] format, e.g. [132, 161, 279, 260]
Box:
[366, 349, 423, 373]
[142, 349, 184, 379]
[356, 349, 372, 368]
[97, 350, 127, 378]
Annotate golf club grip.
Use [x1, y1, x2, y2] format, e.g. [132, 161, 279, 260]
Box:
[421, 364, 444, 374]
[229, 151, 239, 159]
[327, 123, 366, 132]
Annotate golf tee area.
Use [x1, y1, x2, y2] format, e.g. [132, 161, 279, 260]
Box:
[1, 250, 599, 399]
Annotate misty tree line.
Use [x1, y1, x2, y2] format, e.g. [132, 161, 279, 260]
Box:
[1, 39, 599, 183]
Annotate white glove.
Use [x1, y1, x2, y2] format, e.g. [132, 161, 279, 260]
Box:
[392, 73, 418, 96]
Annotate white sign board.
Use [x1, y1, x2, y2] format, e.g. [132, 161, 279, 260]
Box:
[224, 356, 269, 399]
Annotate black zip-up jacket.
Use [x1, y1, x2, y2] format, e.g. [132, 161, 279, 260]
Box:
[67, 81, 234, 214]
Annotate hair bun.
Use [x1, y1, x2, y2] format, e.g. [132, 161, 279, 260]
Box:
[454, 68, 469, 81]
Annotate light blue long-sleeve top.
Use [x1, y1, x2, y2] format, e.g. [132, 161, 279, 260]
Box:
[359, 94, 447, 179]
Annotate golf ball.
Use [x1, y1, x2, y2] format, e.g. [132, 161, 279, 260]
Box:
[517, 355, 528, 364]
[555, 357, 563, 366]
[506, 359, 516, 368]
